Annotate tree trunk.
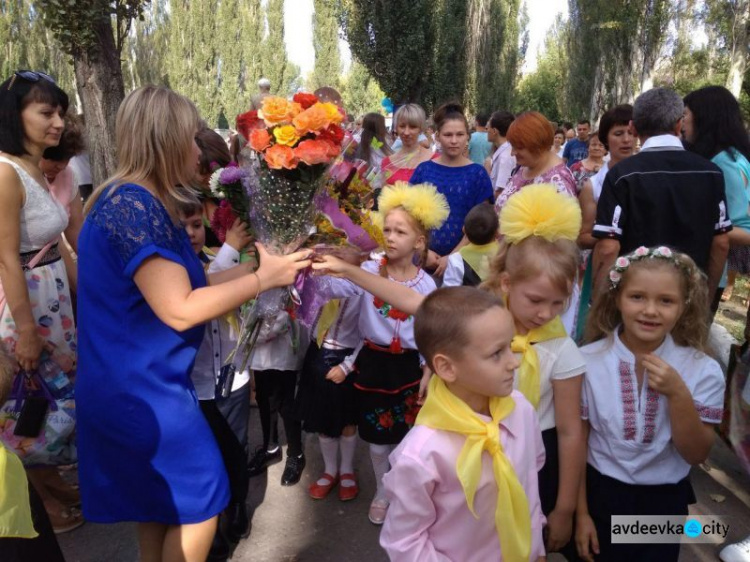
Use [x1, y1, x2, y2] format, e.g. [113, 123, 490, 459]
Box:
[73, 16, 124, 187]
[726, 0, 750, 98]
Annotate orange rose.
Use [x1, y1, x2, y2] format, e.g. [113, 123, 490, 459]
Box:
[322, 139, 340, 158]
[319, 102, 344, 125]
[285, 101, 303, 121]
[249, 129, 272, 152]
[293, 104, 330, 134]
[260, 96, 292, 126]
[294, 139, 333, 166]
[265, 144, 298, 170]
[273, 125, 300, 147]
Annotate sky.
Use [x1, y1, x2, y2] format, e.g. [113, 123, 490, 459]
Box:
[283, 0, 568, 79]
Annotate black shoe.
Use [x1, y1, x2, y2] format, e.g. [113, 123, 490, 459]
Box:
[281, 453, 306, 486]
[247, 446, 282, 477]
[226, 501, 250, 543]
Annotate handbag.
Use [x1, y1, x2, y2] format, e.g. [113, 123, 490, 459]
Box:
[0, 356, 76, 467]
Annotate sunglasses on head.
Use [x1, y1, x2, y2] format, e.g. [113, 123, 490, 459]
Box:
[7, 70, 56, 91]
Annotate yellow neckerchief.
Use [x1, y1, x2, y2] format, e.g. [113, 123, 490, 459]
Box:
[459, 241, 500, 281]
[316, 300, 341, 347]
[416, 376, 531, 561]
[0, 447, 37, 538]
[511, 315, 567, 408]
[201, 246, 240, 335]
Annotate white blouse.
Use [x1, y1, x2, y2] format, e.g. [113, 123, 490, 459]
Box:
[581, 331, 725, 485]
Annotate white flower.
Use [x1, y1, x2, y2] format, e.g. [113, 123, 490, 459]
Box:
[656, 246, 673, 258]
[634, 246, 649, 257]
[615, 257, 630, 269]
[609, 270, 622, 284]
[209, 169, 223, 196]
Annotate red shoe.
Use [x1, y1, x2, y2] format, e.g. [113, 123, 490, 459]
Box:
[308, 473, 338, 500]
[338, 473, 359, 501]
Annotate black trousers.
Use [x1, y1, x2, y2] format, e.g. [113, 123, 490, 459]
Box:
[254, 370, 303, 457]
[0, 482, 65, 562]
[216, 381, 251, 455]
[200, 400, 249, 506]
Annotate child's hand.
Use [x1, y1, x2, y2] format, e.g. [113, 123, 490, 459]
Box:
[417, 365, 432, 405]
[545, 508, 573, 552]
[643, 354, 687, 398]
[311, 254, 355, 277]
[575, 513, 600, 562]
[325, 365, 346, 384]
[225, 217, 252, 251]
[434, 255, 449, 277]
[425, 250, 440, 270]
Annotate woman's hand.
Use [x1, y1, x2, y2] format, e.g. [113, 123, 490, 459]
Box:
[311, 254, 357, 278]
[15, 326, 46, 372]
[255, 243, 312, 290]
[434, 255, 449, 277]
[575, 513, 600, 562]
[225, 218, 253, 252]
[325, 365, 346, 384]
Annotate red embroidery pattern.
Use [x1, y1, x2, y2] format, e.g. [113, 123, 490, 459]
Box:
[642, 387, 660, 443]
[694, 401, 723, 422]
[373, 297, 411, 321]
[619, 360, 637, 441]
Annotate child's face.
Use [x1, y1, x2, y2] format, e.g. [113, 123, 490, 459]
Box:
[383, 209, 424, 262]
[181, 212, 205, 254]
[501, 274, 568, 335]
[442, 307, 519, 400]
[616, 266, 685, 350]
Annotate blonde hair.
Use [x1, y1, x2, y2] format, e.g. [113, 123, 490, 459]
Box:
[85, 86, 201, 217]
[585, 251, 709, 351]
[394, 104, 426, 131]
[481, 235, 579, 298]
[379, 207, 429, 278]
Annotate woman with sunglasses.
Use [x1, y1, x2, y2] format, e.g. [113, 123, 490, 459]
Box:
[0, 70, 73, 558]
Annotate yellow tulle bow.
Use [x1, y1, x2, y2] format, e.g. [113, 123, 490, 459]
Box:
[0, 447, 37, 539]
[500, 183, 581, 244]
[316, 300, 341, 347]
[377, 182, 450, 231]
[511, 315, 567, 408]
[416, 376, 531, 561]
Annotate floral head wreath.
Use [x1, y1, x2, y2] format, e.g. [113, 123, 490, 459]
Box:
[377, 181, 449, 231]
[608, 246, 685, 289]
[499, 183, 581, 244]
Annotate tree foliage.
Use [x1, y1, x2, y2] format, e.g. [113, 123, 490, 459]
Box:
[341, 59, 385, 117]
[262, 0, 301, 96]
[311, 0, 341, 90]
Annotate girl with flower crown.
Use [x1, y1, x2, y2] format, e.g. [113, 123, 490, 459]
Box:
[313, 182, 446, 525]
[314, 184, 587, 553]
[575, 246, 724, 562]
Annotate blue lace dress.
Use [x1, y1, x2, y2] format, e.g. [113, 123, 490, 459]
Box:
[75, 184, 229, 524]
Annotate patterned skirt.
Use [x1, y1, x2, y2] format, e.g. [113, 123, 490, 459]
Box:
[728, 245, 750, 275]
[353, 345, 421, 445]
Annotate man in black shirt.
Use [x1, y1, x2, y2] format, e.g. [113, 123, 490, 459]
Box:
[592, 88, 731, 299]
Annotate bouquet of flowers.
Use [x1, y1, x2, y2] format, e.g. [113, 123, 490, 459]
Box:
[228, 92, 347, 364]
[208, 162, 250, 243]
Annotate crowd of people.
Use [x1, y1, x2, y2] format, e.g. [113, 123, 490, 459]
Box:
[0, 68, 749, 562]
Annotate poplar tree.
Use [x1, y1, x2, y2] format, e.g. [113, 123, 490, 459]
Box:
[261, 0, 299, 96]
[311, 0, 341, 90]
[341, 59, 385, 117]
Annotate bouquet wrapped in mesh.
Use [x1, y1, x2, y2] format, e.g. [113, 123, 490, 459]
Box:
[228, 93, 347, 364]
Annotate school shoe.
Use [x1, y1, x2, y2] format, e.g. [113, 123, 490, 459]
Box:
[338, 473, 359, 502]
[720, 535, 750, 562]
[247, 446, 282, 477]
[309, 473, 338, 499]
[368, 498, 389, 525]
[281, 453, 306, 486]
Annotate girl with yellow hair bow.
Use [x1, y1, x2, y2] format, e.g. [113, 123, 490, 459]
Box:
[310, 182, 447, 525]
[312, 184, 586, 552]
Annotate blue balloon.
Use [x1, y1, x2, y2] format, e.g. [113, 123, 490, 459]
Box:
[381, 97, 392, 108]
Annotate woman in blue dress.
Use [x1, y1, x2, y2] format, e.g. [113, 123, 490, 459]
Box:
[409, 103, 494, 277]
[75, 86, 312, 561]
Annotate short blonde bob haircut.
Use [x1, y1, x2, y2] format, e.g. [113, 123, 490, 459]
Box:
[393, 103, 427, 132]
[85, 85, 201, 216]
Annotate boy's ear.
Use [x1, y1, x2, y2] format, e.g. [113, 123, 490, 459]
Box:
[432, 353, 457, 383]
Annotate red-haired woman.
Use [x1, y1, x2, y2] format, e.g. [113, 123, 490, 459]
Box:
[495, 111, 577, 211]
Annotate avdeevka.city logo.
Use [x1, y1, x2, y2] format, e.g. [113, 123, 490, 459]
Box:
[684, 519, 702, 538]
[611, 516, 729, 543]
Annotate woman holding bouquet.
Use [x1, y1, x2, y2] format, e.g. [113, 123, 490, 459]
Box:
[75, 85, 312, 562]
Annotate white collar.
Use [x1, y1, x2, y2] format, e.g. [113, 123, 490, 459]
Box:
[640, 134, 684, 151]
[613, 327, 674, 363]
[492, 141, 510, 160]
